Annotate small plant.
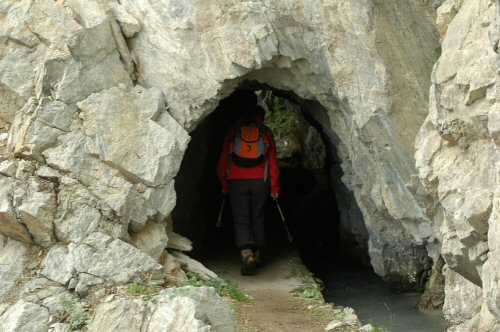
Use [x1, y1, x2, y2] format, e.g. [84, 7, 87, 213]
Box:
[289, 257, 324, 301]
[59, 295, 91, 331]
[372, 326, 391, 332]
[182, 272, 252, 302]
[420, 270, 445, 309]
[127, 282, 161, 296]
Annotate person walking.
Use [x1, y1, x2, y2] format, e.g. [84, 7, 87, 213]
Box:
[217, 93, 279, 275]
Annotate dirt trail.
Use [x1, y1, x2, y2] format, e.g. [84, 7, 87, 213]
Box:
[203, 245, 336, 332]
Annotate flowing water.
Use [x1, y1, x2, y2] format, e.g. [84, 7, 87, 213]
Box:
[280, 168, 448, 332]
[320, 259, 447, 332]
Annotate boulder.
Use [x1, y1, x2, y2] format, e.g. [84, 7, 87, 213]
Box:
[88, 286, 234, 332]
[69, 232, 165, 285]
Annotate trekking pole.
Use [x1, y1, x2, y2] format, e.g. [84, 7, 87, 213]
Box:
[215, 195, 226, 228]
[273, 198, 293, 243]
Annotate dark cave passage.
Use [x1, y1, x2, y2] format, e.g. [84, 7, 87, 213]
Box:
[171, 87, 447, 331]
[171, 87, 351, 270]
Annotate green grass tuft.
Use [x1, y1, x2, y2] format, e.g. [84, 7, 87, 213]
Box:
[182, 272, 252, 302]
[127, 283, 161, 296]
[289, 257, 324, 301]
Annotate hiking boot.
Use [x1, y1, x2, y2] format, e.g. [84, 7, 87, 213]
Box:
[240, 249, 256, 276]
[254, 250, 264, 268]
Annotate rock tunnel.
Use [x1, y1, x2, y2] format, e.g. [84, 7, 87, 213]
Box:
[172, 82, 432, 293]
[172, 85, 364, 276]
[1, 0, 499, 330]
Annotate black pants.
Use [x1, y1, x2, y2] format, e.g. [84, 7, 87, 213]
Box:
[228, 179, 270, 249]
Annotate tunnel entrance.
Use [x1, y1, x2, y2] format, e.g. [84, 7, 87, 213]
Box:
[171, 87, 447, 331]
[171, 86, 368, 274]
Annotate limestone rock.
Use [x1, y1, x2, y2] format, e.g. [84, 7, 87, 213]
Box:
[70, 232, 165, 285]
[18, 179, 57, 247]
[108, 3, 141, 38]
[49, 323, 71, 332]
[159, 286, 234, 332]
[0, 235, 28, 302]
[118, 0, 442, 290]
[0, 82, 26, 126]
[0, 301, 50, 332]
[0, 160, 18, 177]
[415, 0, 499, 328]
[172, 252, 218, 280]
[78, 85, 190, 187]
[41, 246, 75, 285]
[88, 286, 234, 332]
[443, 265, 483, 328]
[43, 88, 186, 232]
[43, 131, 157, 231]
[166, 230, 193, 251]
[0, 175, 32, 243]
[131, 220, 168, 260]
[54, 180, 105, 243]
[74, 273, 104, 295]
[162, 251, 187, 284]
[8, 98, 77, 161]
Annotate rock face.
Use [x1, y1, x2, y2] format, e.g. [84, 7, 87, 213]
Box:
[415, 0, 500, 329]
[119, 0, 441, 291]
[0, 0, 498, 331]
[0, 235, 28, 302]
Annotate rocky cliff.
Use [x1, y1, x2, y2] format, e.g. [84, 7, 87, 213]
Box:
[0, 0, 498, 331]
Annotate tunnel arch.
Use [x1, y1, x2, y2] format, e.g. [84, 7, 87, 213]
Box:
[172, 81, 432, 292]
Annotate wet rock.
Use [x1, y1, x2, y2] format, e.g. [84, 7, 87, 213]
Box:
[0, 300, 50, 332]
[0, 235, 28, 302]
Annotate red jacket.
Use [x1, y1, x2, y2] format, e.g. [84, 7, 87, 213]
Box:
[217, 120, 279, 194]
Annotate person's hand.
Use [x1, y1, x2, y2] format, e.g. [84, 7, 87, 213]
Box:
[271, 192, 279, 200]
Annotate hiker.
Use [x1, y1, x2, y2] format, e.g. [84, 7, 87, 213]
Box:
[217, 94, 280, 275]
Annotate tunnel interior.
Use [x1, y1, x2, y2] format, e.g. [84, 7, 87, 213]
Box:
[171, 85, 371, 276]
